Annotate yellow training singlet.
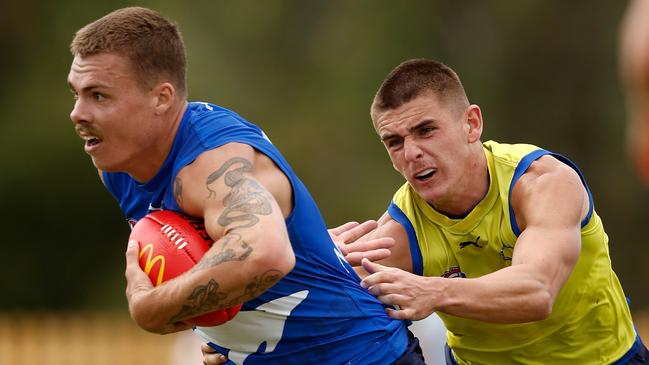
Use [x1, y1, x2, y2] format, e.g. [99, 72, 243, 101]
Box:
[389, 140, 636, 364]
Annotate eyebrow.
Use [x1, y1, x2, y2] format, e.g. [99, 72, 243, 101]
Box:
[380, 132, 398, 142]
[380, 119, 437, 141]
[408, 119, 436, 133]
[68, 82, 110, 93]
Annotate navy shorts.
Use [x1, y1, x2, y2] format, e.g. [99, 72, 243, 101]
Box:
[391, 331, 426, 365]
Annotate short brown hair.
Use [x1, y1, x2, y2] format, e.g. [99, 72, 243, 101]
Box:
[371, 59, 468, 119]
[70, 6, 186, 95]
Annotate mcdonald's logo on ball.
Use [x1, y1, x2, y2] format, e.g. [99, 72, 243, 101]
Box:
[129, 210, 241, 326]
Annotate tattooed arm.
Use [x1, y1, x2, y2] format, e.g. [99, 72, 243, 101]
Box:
[125, 142, 295, 333]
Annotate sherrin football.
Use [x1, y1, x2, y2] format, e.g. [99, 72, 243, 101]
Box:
[129, 210, 241, 326]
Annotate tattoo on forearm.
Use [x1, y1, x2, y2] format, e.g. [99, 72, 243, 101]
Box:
[205, 157, 273, 229]
[191, 232, 253, 272]
[168, 270, 283, 324]
[173, 177, 183, 209]
[169, 279, 225, 324]
[232, 269, 283, 304]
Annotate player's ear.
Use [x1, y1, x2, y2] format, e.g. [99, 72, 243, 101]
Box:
[465, 104, 483, 143]
[153, 82, 175, 115]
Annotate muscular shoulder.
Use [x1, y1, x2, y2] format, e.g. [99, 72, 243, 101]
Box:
[516, 155, 580, 185]
[511, 155, 588, 230]
[174, 142, 292, 218]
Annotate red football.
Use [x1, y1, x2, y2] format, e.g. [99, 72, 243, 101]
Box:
[129, 210, 241, 326]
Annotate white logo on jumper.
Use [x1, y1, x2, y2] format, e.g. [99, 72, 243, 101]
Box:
[194, 290, 309, 364]
[148, 203, 163, 212]
[200, 102, 214, 111]
[334, 245, 350, 273]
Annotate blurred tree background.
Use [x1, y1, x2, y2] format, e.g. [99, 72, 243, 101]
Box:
[1, 0, 647, 315]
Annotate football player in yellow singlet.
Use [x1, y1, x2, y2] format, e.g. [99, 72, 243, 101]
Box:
[344, 58, 648, 364]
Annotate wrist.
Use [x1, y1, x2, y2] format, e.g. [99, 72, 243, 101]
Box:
[128, 288, 162, 332]
[429, 276, 453, 313]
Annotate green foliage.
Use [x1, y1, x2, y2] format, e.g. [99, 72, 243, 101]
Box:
[2, 0, 647, 310]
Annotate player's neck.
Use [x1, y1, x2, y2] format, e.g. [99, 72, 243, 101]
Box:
[431, 146, 489, 218]
[129, 101, 188, 183]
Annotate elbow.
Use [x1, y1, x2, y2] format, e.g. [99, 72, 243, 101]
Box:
[128, 293, 163, 333]
[252, 236, 295, 281]
[265, 247, 295, 275]
[275, 238, 296, 274]
[134, 315, 163, 334]
[528, 290, 555, 322]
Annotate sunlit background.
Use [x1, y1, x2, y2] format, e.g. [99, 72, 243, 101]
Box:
[1, 0, 647, 363]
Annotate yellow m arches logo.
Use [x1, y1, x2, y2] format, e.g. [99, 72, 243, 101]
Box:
[139, 243, 165, 286]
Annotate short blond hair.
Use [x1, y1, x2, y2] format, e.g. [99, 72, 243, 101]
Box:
[70, 6, 186, 94]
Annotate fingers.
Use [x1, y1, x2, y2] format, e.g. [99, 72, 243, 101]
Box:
[328, 221, 359, 236]
[365, 286, 415, 320]
[364, 283, 404, 305]
[125, 240, 140, 268]
[201, 343, 228, 365]
[329, 222, 361, 255]
[341, 236, 395, 266]
[385, 306, 412, 320]
[360, 258, 388, 276]
[365, 282, 395, 297]
[124, 240, 152, 290]
[124, 240, 154, 324]
[329, 220, 384, 262]
[203, 353, 228, 365]
[373, 291, 410, 312]
[360, 266, 430, 321]
[201, 342, 216, 354]
[360, 260, 397, 294]
[344, 249, 392, 266]
[337, 220, 378, 243]
[345, 236, 395, 254]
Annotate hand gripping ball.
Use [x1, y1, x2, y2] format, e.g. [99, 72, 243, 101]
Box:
[129, 210, 241, 326]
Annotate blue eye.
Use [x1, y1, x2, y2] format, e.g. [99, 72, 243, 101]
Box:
[93, 92, 106, 101]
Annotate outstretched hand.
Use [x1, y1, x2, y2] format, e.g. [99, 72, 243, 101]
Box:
[329, 220, 395, 266]
[360, 258, 436, 321]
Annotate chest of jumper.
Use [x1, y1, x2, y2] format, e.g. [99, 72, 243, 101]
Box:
[417, 208, 516, 278]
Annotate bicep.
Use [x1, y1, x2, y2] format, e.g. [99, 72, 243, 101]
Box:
[135, 145, 295, 317]
[510, 157, 584, 294]
[175, 143, 290, 252]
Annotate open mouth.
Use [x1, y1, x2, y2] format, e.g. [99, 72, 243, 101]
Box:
[82, 135, 102, 148]
[415, 168, 436, 181]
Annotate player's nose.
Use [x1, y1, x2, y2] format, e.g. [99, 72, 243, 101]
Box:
[403, 138, 424, 161]
[70, 98, 90, 124]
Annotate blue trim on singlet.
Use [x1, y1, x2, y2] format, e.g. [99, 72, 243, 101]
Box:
[508, 149, 595, 236]
[444, 334, 643, 364]
[612, 333, 643, 364]
[388, 202, 424, 276]
[613, 297, 645, 365]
